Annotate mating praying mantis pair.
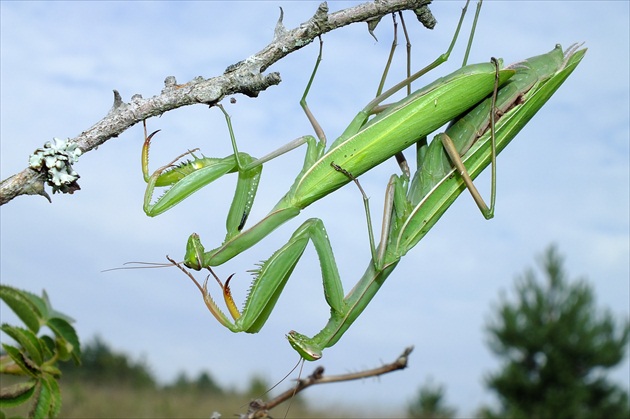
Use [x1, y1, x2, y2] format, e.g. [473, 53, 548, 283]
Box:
[138, 1, 586, 361]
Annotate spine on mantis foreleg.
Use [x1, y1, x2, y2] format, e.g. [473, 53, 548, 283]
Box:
[399, 44, 586, 254]
[144, 151, 262, 219]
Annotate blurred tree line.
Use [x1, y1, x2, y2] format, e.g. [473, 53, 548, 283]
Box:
[58, 337, 295, 399]
[59, 336, 222, 394]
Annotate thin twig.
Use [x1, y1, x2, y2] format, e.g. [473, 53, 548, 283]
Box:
[243, 346, 414, 418]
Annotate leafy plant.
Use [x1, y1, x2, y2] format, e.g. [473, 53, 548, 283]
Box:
[0, 285, 81, 418]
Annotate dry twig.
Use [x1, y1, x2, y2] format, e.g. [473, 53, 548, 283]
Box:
[242, 346, 414, 418]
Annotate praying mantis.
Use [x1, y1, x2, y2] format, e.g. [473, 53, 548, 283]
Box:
[139, 2, 586, 360]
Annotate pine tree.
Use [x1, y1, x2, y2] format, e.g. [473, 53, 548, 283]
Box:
[482, 245, 629, 418]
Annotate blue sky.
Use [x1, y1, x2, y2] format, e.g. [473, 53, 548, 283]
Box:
[1, 1, 628, 416]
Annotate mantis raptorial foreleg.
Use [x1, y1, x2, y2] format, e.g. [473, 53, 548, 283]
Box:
[142, 116, 264, 235]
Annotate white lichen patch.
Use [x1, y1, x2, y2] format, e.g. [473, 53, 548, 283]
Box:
[29, 138, 82, 193]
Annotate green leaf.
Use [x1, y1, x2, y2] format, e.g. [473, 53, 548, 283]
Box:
[47, 318, 81, 364]
[23, 289, 75, 325]
[29, 382, 45, 419]
[46, 375, 61, 418]
[0, 325, 44, 366]
[1, 344, 39, 378]
[39, 335, 56, 361]
[19, 289, 48, 320]
[0, 286, 42, 333]
[0, 380, 37, 409]
[30, 375, 62, 419]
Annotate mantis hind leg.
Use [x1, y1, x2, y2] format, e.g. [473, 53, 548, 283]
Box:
[299, 37, 327, 145]
[439, 56, 500, 220]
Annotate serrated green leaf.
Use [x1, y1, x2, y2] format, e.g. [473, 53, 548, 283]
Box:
[24, 289, 75, 326]
[19, 289, 47, 320]
[47, 319, 81, 362]
[39, 336, 54, 352]
[41, 375, 61, 417]
[0, 325, 43, 366]
[0, 286, 42, 333]
[1, 345, 39, 378]
[30, 380, 52, 419]
[39, 336, 55, 361]
[29, 378, 59, 418]
[0, 380, 37, 408]
[41, 290, 75, 324]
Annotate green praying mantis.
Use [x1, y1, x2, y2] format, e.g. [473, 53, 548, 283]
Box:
[139, 2, 586, 361]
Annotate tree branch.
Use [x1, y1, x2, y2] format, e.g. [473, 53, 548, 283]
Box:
[0, 0, 434, 206]
[242, 346, 414, 418]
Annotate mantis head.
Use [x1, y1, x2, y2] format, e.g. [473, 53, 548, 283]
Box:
[286, 330, 322, 361]
[184, 233, 206, 270]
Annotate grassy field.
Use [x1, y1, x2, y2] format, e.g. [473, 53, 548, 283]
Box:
[2, 381, 370, 418]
